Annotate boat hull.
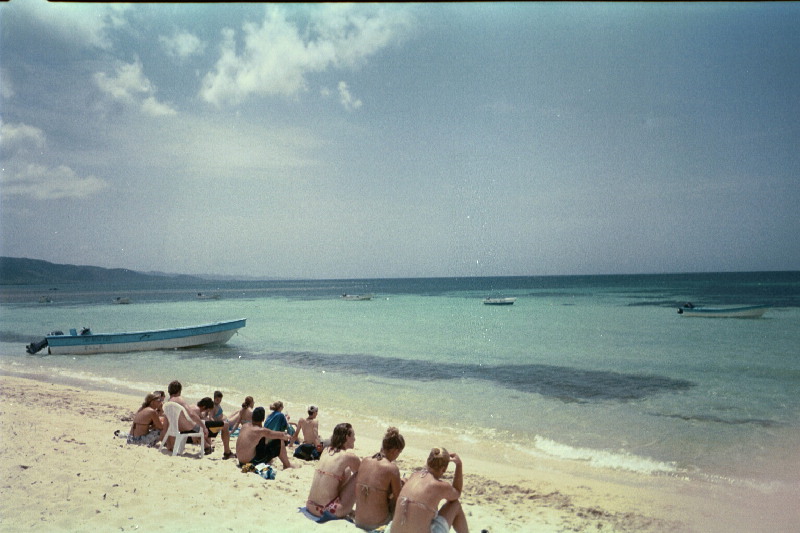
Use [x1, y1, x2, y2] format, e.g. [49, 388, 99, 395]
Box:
[45, 319, 246, 355]
[483, 298, 516, 305]
[677, 306, 768, 318]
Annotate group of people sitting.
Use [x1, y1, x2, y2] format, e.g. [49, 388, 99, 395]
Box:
[126, 380, 468, 533]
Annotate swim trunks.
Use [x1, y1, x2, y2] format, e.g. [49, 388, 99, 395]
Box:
[126, 428, 160, 447]
[384, 513, 449, 533]
[205, 420, 224, 437]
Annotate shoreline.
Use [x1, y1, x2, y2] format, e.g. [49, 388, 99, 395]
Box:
[2, 373, 798, 532]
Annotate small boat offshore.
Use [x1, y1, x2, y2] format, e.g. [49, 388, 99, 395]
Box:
[26, 318, 246, 355]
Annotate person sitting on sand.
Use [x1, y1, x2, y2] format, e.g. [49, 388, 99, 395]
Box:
[305, 422, 361, 519]
[211, 390, 225, 422]
[264, 400, 295, 442]
[353, 427, 406, 531]
[235, 406, 294, 469]
[227, 396, 254, 434]
[127, 392, 164, 447]
[293, 405, 322, 461]
[192, 397, 234, 459]
[387, 447, 468, 533]
[164, 380, 209, 452]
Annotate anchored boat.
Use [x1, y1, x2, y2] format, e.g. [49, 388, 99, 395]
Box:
[677, 304, 768, 318]
[26, 318, 246, 355]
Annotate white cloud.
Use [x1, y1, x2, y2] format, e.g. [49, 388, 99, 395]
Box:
[200, 5, 413, 106]
[94, 60, 177, 115]
[338, 81, 362, 111]
[2, 163, 108, 200]
[160, 30, 206, 60]
[142, 96, 177, 117]
[1, 69, 14, 99]
[1, 122, 46, 155]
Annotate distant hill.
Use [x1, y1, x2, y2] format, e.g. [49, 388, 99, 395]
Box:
[0, 257, 201, 285]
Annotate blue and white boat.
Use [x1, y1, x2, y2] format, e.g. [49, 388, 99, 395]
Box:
[677, 304, 768, 318]
[26, 318, 246, 355]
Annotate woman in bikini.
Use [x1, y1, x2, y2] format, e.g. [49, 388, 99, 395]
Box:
[227, 396, 254, 434]
[387, 447, 468, 533]
[353, 427, 405, 531]
[305, 422, 361, 519]
[127, 393, 164, 447]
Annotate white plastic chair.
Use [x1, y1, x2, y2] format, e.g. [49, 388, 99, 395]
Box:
[163, 401, 205, 458]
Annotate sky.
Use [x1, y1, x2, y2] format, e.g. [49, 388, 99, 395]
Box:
[1, 2, 799, 279]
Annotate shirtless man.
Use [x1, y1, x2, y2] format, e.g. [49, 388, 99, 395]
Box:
[353, 427, 405, 531]
[164, 380, 208, 452]
[293, 405, 322, 460]
[192, 397, 234, 458]
[388, 447, 468, 533]
[235, 406, 294, 469]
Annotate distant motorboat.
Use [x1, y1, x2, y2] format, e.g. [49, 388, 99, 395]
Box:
[114, 297, 131, 304]
[483, 297, 516, 306]
[341, 293, 373, 301]
[197, 292, 221, 300]
[25, 318, 246, 355]
[677, 303, 768, 318]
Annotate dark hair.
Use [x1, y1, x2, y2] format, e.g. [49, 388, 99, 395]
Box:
[382, 426, 405, 453]
[214, 390, 223, 399]
[329, 422, 353, 451]
[242, 396, 254, 409]
[167, 380, 182, 396]
[197, 397, 214, 409]
[252, 406, 266, 423]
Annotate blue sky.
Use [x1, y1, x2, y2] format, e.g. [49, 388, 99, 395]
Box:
[2, 2, 798, 279]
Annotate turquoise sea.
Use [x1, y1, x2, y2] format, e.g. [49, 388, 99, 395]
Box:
[1, 272, 798, 492]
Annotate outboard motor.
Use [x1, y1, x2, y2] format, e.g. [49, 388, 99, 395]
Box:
[26, 338, 48, 354]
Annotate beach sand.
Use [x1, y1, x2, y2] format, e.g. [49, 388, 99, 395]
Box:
[1, 374, 796, 533]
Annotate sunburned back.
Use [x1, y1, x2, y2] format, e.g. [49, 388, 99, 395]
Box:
[354, 457, 400, 529]
[307, 450, 359, 515]
[131, 406, 158, 437]
[389, 471, 444, 533]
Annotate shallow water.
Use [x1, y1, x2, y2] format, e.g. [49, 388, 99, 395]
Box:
[1, 272, 798, 490]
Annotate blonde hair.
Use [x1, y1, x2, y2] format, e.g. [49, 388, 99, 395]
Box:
[427, 447, 450, 472]
[269, 400, 284, 411]
[138, 393, 160, 412]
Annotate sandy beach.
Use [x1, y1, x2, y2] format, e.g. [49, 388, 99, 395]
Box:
[1, 374, 797, 533]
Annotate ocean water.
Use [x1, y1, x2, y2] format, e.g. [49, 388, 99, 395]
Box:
[1, 272, 798, 491]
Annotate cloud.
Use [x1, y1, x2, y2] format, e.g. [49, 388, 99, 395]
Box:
[1, 122, 46, 155]
[1, 69, 14, 99]
[200, 4, 413, 106]
[94, 60, 176, 116]
[1, 121, 108, 200]
[2, 163, 108, 200]
[338, 81, 362, 111]
[160, 30, 206, 60]
[10, 0, 130, 50]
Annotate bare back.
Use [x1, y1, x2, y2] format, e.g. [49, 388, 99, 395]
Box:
[353, 456, 402, 530]
[306, 449, 361, 515]
[236, 424, 281, 464]
[131, 406, 161, 437]
[389, 470, 458, 533]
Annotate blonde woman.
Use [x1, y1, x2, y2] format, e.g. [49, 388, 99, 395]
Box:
[388, 447, 467, 533]
[127, 393, 164, 447]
